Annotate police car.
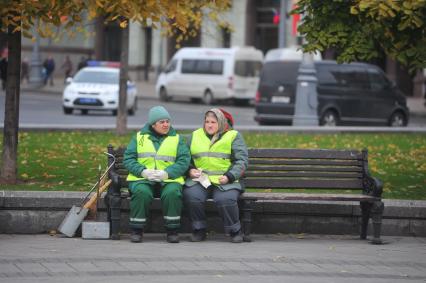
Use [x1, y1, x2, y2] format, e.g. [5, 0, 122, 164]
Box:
[62, 61, 138, 115]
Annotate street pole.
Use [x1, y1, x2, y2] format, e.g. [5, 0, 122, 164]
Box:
[29, 20, 43, 88]
[292, 50, 319, 126]
[157, 19, 164, 78]
[278, 0, 287, 48]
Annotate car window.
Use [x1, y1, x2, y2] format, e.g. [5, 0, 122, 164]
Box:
[210, 60, 224, 75]
[195, 60, 210, 73]
[368, 68, 390, 91]
[317, 65, 369, 90]
[164, 59, 177, 73]
[181, 59, 196, 73]
[234, 60, 262, 77]
[260, 62, 299, 85]
[344, 66, 370, 90]
[317, 65, 340, 87]
[73, 70, 118, 84]
[181, 59, 223, 75]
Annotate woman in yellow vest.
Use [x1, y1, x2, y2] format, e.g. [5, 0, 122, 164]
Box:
[123, 106, 190, 243]
[183, 108, 249, 243]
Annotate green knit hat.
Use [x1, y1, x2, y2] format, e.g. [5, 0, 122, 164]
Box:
[148, 106, 171, 125]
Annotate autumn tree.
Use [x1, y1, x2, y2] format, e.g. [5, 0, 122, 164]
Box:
[0, 0, 230, 183]
[293, 0, 426, 71]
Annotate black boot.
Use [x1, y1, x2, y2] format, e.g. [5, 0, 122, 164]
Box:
[166, 229, 179, 243]
[130, 228, 143, 243]
[190, 229, 207, 242]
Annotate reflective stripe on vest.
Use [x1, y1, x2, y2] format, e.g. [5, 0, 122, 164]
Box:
[190, 128, 238, 185]
[127, 132, 184, 184]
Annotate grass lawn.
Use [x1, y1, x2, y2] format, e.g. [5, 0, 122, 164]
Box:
[0, 131, 425, 200]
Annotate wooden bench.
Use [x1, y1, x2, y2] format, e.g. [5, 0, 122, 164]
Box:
[105, 146, 384, 244]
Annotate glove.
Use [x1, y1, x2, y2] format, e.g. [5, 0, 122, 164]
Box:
[141, 169, 157, 181]
[152, 170, 168, 182]
[193, 173, 211, 189]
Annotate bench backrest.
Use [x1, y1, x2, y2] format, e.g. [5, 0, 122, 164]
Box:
[107, 145, 370, 192]
[245, 148, 368, 191]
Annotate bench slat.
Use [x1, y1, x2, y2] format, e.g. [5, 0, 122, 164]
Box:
[245, 172, 363, 178]
[248, 148, 363, 160]
[249, 159, 362, 166]
[244, 178, 363, 189]
[248, 165, 363, 172]
[241, 192, 379, 202]
[116, 169, 130, 175]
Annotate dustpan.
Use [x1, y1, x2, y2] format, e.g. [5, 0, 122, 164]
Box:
[58, 205, 89, 237]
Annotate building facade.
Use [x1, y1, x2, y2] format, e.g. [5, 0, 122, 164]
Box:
[20, 0, 424, 97]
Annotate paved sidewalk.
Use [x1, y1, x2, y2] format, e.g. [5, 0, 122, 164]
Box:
[1, 234, 425, 283]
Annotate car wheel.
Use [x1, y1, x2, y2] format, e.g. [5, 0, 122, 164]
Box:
[159, 87, 170, 102]
[320, 110, 339, 126]
[202, 90, 214, 105]
[389, 111, 406, 127]
[190, 98, 201, 103]
[112, 110, 117, 116]
[63, 107, 73, 115]
[81, 109, 88, 115]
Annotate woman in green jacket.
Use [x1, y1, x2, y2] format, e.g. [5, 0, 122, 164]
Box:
[123, 106, 190, 243]
[184, 108, 249, 243]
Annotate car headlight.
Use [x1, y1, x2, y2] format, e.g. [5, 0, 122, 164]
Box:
[64, 89, 77, 96]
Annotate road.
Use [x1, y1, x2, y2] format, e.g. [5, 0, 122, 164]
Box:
[0, 92, 425, 129]
[0, 92, 256, 128]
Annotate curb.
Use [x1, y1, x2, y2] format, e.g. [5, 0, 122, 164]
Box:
[7, 124, 426, 133]
[1, 191, 425, 236]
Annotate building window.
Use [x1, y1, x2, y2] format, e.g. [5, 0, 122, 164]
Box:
[222, 27, 231, 48]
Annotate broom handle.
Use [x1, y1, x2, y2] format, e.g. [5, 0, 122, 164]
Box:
[78, 153, 116, 207]
[83, 179, 112, 209]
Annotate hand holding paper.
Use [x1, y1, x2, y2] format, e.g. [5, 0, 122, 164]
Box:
[193, 173, 211, 188]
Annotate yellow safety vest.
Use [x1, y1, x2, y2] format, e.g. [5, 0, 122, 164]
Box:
[127, 132, 184, 184]
[190, 128, 238, 185]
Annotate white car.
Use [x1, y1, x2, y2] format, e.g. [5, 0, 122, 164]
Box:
[62, 66, 138, 116]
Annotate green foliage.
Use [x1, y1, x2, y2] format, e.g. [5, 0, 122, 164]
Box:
[293, 0, 426, 71]
[0, 131, 425, 200]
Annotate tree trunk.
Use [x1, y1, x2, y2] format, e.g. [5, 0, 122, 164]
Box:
[1, 25, 21, 183]
[94, 16, 105, 60]
[116, 22, 129, 135]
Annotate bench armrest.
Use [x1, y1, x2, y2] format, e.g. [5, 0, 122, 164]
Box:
[108, 171, 122, 195]
[363, 176, 383, 198]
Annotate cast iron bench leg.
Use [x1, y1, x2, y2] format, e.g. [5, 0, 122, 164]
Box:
[360, 201, 372, 240]
[109, 185, 122, 240]
[241, 199, 255, 242]
[371, 200, 384, 245]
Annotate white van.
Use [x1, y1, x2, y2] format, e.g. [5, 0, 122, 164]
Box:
[155, 47, 263, 105]
[264, 46, 322, 62]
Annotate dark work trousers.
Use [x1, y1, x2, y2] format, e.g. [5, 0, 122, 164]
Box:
[183, 183, 241, 234]
[128, 181, 183, 231]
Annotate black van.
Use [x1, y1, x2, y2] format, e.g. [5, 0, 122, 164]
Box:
[254, 60, 409, 126]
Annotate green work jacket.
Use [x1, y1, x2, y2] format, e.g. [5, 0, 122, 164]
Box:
[123, 123, 190, 185]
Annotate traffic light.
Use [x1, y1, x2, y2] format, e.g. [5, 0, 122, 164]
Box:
[273, 10, 280, 25]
